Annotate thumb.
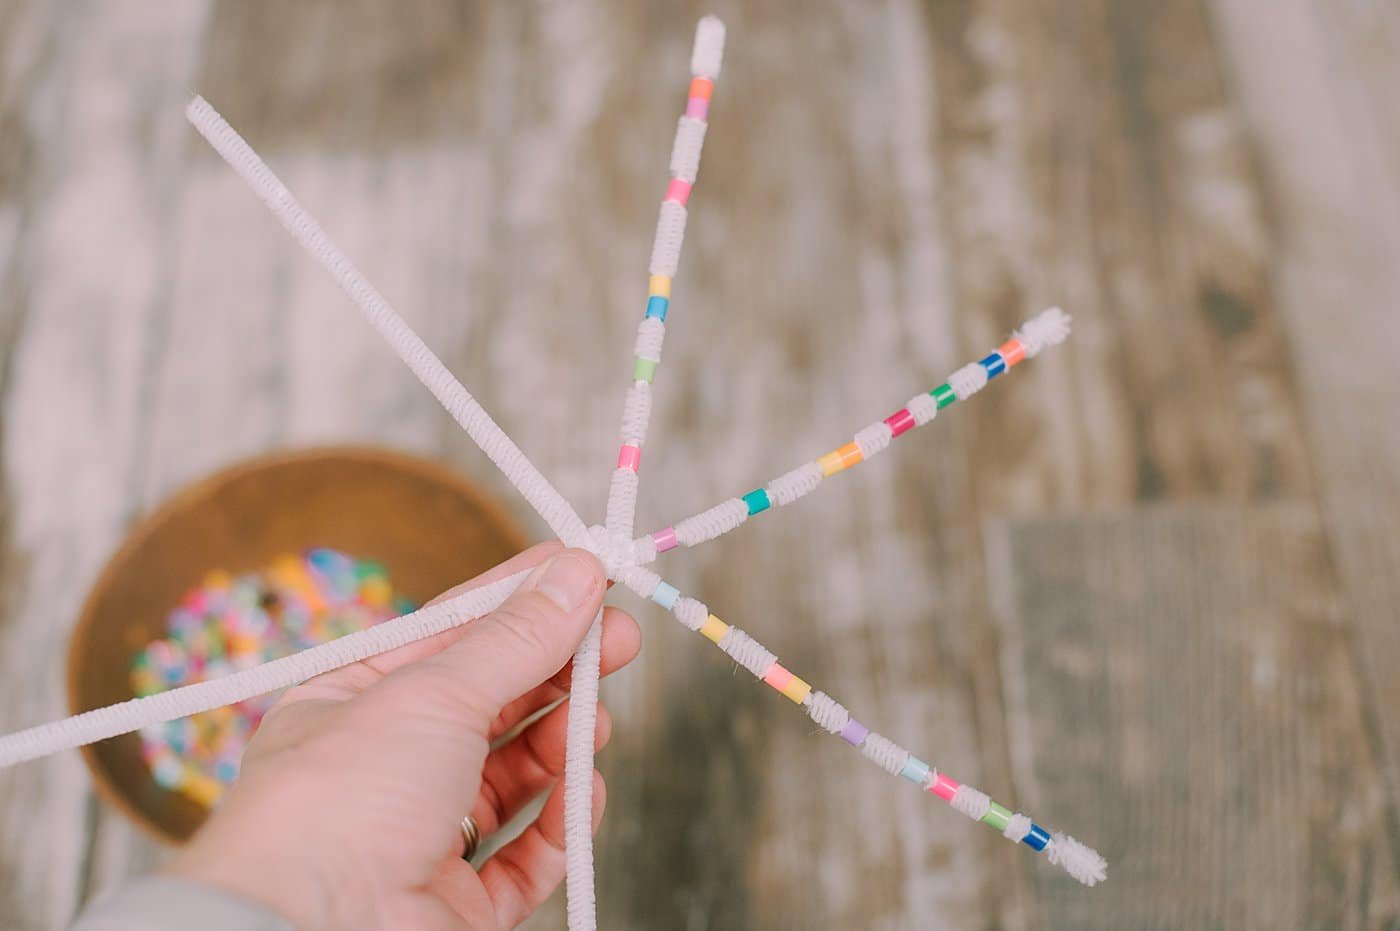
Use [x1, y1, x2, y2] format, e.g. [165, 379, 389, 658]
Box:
[390, 548, 607, 731]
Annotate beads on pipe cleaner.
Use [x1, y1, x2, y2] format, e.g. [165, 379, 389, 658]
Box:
[616, 445, 642, 472]
[586, 33, 729, 923]
[634, 308, 1072, 559]
[762, 663, 811, 704]
[817, 442, 863, 476]
[613, 48, 724, 516]
[885, 408, 916, 437]
[741, 488, 771, 515]
[900, 755, 932, 787]
[650, 581, 681, 610]
[699, 614, 729, 644]
[982, 801, 1012, 831]
[616, 564, 1106, 886]
[651, 526, 679, 553]
[999, 339, 1026, 367]
[929, 771, 959, 802]
[980, 351, 1006, 379]
[665, 178, 693, 206]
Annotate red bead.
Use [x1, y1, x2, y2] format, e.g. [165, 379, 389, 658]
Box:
[884, 408, 916, 437]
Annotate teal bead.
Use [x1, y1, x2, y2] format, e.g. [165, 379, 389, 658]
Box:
[741, 488, 770, 515]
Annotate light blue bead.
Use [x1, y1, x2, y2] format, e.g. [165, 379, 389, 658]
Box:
[900, 754, 931, 786]
[645, 296, 669, 321]
[651, 581, 680, 609]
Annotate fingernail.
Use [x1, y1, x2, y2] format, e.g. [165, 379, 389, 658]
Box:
[533, 552, 600, 612]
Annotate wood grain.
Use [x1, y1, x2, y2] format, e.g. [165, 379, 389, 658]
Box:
[1, 1, 1398, 928]
[986, 504, 1399, 929]
[1212, 0, 1400, 889]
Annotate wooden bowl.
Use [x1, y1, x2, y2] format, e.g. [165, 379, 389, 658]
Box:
[67, 446, 527, 845]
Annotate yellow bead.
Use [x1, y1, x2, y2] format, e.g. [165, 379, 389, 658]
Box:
[818, 451, 845, 476]
[780, 675, 812, 704]
[699, 614, 729, 644]
[648, 275, 671, 298]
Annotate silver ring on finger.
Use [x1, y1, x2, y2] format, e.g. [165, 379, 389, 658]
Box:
[461, 814, 483, 862]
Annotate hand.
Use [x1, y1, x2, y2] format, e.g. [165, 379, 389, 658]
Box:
[167, 543, 640, 930]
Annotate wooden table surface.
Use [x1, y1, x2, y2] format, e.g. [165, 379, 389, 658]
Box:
[2, 2, 1399, 928]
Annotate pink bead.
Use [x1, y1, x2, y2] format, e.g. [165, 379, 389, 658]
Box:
[763, 663, 794, 691]
[685, 97, 709, 120]
[929, 772, 960, 802]
[617, 445, 641, 472]
[652, 527, 679, 553]
[885, 408, 916, 437]
[665, 177, 692, 206]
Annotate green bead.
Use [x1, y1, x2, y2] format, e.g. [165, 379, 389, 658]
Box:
[633, 357, 657, 383]
[982, 802, 1012, 831]
[932, 384, 957, 409]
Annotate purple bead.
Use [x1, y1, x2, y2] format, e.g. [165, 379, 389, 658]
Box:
[840, 719, 869, 747]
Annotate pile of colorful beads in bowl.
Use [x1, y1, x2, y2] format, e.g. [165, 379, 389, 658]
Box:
[129, 548, 415, 808]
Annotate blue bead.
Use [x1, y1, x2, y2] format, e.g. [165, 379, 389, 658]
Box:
[1023, 823, 1051, 851]
[741, 488, 771, 515]
[980, 352, 1006, 379]
[651, 581, 680, 609]
[899, 755, 931, 786]
[645, 296, 669, 321]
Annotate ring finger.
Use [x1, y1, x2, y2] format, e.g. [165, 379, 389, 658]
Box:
[469, 696, 612, 841]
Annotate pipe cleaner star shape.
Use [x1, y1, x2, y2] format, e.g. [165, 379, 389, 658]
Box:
[0, 16, 1105, 929]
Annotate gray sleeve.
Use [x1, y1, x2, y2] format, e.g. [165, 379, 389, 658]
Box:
[71, 876, 295, 931]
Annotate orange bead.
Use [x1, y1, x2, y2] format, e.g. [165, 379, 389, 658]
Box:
[999, 339, 1026, 367]
[688, 77, 714, 100]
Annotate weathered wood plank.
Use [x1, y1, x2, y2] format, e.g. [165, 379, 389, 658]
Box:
[1211, 0, 1400, 883]
[0, 4, 213, 927]
[986, 504, 1400, 929]
[923, 0, 1314, 514]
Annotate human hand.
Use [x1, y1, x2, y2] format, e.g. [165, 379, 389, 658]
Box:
[167, 543, 640, 930]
